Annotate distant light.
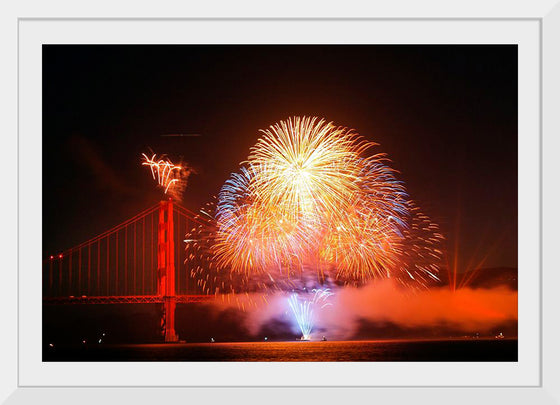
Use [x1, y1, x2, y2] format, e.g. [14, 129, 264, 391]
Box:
[58, 254, 63, 258]
[82, 340, 86, 344]
[161, 133, 201, 137]
[98, 339, 102, 344]
[49, 343, 54, 348]
[49, 255, 54, 260]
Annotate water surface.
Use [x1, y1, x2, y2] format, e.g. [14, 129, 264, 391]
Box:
[44, 338, 517, 362]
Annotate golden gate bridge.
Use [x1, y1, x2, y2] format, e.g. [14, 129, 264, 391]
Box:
[42, 199, 214, 342]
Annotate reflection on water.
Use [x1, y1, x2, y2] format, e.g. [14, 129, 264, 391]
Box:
[44, 339, 517, 362]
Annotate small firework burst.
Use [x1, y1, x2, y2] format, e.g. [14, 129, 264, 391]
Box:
[141, 153, 193, 201]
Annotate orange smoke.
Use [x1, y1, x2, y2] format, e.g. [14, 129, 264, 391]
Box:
[322, 280, 517, 333]
[229, 279, 517, 339]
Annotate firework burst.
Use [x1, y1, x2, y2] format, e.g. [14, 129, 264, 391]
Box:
[141, 153, 193, 201]
[213, 166, 314, 276]
[248, 117, 371, 223]
[188, 116, 444, 302]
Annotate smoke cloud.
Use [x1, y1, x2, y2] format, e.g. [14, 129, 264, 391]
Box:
[209, 279, 518, 340]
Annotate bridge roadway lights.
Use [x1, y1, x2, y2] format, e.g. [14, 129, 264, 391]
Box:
[42, 295, 214, 305]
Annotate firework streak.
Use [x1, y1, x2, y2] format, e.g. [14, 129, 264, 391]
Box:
[288, 289, 334, 340]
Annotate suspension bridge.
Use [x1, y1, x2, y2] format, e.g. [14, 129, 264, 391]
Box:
[42, 199, 214, 342]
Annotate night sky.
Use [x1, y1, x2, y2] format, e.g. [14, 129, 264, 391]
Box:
[42, 45, 517, 271]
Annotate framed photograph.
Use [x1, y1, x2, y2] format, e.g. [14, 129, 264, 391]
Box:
[3, 1, 559, 403]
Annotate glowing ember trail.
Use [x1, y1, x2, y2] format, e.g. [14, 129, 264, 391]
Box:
[288, 289, 333, 340]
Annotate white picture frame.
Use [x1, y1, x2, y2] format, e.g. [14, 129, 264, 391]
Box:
[2, 0, 559, 403]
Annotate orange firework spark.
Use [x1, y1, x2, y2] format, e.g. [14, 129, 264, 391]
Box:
[319, 202, 402, 281]
[212, 166, 316, 276]
[398, 206, 444, 288]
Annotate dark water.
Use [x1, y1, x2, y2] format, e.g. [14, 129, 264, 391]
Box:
[43, 338, 517, 362]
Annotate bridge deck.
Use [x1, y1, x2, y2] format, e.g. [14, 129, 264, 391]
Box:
[43, 295, 214, 305]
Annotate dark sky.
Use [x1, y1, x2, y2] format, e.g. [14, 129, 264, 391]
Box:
[42, 45, 517, 270]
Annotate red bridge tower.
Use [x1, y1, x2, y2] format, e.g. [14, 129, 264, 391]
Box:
[157, 199, 178, 342]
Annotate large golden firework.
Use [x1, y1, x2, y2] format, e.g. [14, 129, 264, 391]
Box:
[200, 116, 443, 290]
[248, 117, 370, 223]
